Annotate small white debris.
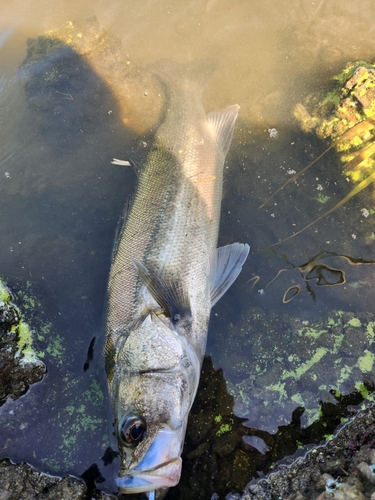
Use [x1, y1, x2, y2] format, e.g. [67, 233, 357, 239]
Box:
[144, 91, 148, 96]
[111, 159, 131, 166]
[316, 184, 323, 191]
[108, 110, 112, 115]
[361, 208, 370, 218]
[302, 320, 309, 325]
[287, 169, 296, 175]
[258, 288, 265, 295]
[268, 128, 278, 139]
[351, 233, 357, 240]
[4, 172, 11, 179]
[271, 213, 275, 217]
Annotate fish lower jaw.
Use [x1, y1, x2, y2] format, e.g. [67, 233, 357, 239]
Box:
[116, 456, 182, 493]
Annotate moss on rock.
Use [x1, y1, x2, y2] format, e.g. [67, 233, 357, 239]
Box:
[0, 279, 45, 405]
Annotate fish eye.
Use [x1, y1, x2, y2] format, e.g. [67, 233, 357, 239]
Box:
[119, 415, 147, 446]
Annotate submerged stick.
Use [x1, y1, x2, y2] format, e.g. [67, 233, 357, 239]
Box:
[271, 169, 375, 246]
[260, 119, 375, 209]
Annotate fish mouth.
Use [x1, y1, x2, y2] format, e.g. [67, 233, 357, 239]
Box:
[116, 456, 182, 493]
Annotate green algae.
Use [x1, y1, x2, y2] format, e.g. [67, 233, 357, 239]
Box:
[367, 322, 375, 340]
[17, 321, 40, 363]
[0, 280, 11, 303]
[280, 347, 328, 382]
[293, 60, 375, 219]
[9, 280, 65, 364]
[1, 279, 43, 365]
[315, 194, 330, 204]
[358, 350, 375, 372]
[348, 318, 361, 327]
[225, 310, 375, 436]
[40, 376, 108, 473]
[216, 423, 232, 436]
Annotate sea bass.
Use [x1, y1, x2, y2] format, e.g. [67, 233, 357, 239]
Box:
[105, 63, 249, 495]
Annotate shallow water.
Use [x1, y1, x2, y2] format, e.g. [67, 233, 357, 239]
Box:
[1, 1, 375, 498]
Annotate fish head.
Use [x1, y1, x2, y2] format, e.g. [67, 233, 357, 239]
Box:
[110, 311, 200, 494]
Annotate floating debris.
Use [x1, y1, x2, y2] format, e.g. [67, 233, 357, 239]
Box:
[268, 127, 278, 139]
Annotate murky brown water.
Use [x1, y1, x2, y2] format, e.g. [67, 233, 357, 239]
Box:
[1, 1, 375, 498]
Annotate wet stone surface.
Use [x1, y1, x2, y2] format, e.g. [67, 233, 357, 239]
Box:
[234, 406, 375, 500]
[293, 60, 375, 186]
[0, 459, 112, 500]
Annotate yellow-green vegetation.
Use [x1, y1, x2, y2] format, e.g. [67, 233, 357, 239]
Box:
[11, 280, 65, 364]
[216, 423, 232, 437]
[347, 318, 361, 327]
[0, 279, 11, 303]
[288, 61, 375, 238]
[41, 377, 107, 472]
[16, 321, 41, 364]
[358, 350, 375, 372]
[1, 279, 43, 365]
[315, 194, 330, 204]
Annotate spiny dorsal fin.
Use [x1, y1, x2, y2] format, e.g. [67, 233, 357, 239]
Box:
[134, 261, 192, 325]
[210, 242, 250, 306]
[207, 104, 240, 157]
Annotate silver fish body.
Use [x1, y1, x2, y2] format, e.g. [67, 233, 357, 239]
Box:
[105, 65, 249, 494]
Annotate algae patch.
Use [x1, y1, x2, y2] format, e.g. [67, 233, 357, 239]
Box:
[11, 280, 65, 364]
[224, 310, 375, 434]
[0, 279, 46, 405]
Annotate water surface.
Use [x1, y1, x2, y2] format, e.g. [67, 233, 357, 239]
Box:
[1, 1, 375, 498]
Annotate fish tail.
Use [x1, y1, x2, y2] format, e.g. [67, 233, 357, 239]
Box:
[148, 58, 216, 93]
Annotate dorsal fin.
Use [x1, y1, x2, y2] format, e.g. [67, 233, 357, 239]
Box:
[134, 261, 192, 325]
[207, 104, 240, 156]
[210, 242, 250, 306]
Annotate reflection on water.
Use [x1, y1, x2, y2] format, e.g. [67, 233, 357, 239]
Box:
[257, 251, 375, 303]
[1, 1, 375, 498]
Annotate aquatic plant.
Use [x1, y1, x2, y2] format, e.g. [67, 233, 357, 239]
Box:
[263, 61, 375, 244]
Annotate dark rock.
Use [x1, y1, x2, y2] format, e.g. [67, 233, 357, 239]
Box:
[0, 281, 45, 405]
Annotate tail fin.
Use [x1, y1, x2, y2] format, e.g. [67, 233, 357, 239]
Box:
[148, 58, 216, 91]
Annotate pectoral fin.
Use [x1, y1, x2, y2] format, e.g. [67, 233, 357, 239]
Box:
[134, 261, 192, 325]
[210, 243, 250, 306]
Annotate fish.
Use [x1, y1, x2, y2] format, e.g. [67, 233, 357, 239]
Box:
[105, 61, 250, 496]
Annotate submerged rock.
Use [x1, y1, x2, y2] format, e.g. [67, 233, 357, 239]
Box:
[18, 16, 165, 139]
[293, 60, 375, 184]
[0, 280, 45, 405]
[294, 61, 375, 139]
[0, 459, 112, 500]
[239, 406, 375, 499]
[222, 309, 375, 434]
